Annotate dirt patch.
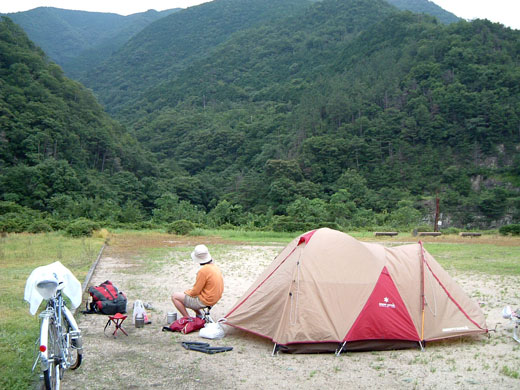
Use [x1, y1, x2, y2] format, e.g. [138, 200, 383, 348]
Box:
[63, 239, 520, 389]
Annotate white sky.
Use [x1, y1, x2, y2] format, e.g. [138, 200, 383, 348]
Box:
[432, 0, 519, 30]
[0, 0, 518, 30]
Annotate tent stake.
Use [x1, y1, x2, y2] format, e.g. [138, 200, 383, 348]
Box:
[271, 343, 278, 357]
[419, 341, 425, 352]
[335, 341, 347, 357]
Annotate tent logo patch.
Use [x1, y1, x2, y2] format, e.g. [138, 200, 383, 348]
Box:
[378, 297, 396, 309]
[442, 326, 469, 332]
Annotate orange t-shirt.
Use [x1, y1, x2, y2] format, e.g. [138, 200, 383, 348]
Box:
[184, 263, 224, 306]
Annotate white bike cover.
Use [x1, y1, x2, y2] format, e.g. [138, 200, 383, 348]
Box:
[24, 261, 82, 315]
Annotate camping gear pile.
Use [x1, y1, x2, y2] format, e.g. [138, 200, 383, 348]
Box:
[224, 228, 488, 354]
[84, 280, 127, 315]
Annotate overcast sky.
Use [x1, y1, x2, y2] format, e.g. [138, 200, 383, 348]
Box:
[0, 0, 518, 30]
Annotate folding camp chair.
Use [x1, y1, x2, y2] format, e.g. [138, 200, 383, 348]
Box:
[202, 306, 214, 323]
[104, 313, 128, 337]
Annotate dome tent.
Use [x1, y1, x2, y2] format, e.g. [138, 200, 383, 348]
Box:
[224, 228, 487, 354]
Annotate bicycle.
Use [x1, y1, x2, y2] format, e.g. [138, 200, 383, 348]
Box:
[32, 278, 83, 390]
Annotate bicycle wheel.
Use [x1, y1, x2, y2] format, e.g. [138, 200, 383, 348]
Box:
[43, 317, 60, 390]
[62, 315, 82, 370]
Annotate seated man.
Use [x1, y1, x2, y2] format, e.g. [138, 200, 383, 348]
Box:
[171, 244, 224, 319]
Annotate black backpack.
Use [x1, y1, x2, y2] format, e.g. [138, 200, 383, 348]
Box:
[84, 280, 127, 315]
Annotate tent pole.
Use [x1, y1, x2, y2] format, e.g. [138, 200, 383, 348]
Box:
[419, 241, 426, 342]
[335, 341, 347, 357]
[419, 341, 425, 352]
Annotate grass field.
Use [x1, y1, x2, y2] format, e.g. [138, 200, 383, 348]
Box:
[1, 229, 519, 389]
[0, 232, 105, 389]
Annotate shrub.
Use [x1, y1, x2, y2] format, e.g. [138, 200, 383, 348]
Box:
[315, 221, 341, 231]
[27, 220, 53, 233]
[0, 213, 31, 233]
[65, 219, 99, 237]
[499, 224, 520, 236]
[272, 216, 312, 232]
[133, 220, 160, 230]
[167, 220, 195, 235]
[47, 218, 68, 231]
[441, 227, 461, 235]
[219, 223, 236, 230]
[415, 225, 433, 232]
[0, 201, 26, 214]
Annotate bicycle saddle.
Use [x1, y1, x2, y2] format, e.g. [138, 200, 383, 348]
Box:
[36, 279, 59, 299]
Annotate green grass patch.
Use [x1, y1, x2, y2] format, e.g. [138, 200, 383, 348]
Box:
[500, 365, 520, 379]
[0, 232, 104, 389]
[423, 242, 520, 275]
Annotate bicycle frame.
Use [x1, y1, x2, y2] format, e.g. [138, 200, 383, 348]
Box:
[34, 288, 83, 389]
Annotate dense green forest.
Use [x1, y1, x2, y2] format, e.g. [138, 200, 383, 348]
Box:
[0, 17, 159, 232]
[3, 7, 179, 78]
[82, 0, 317, 115]
[386, 0, 459, 24]
[1, 0, 519, 234]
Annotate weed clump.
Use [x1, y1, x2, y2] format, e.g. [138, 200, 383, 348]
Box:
[167, 219, 195, 235]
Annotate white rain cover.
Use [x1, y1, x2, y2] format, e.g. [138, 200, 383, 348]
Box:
[24, 261, 82, 315]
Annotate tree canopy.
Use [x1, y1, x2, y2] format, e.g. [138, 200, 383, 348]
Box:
[1, 0, 519, 232]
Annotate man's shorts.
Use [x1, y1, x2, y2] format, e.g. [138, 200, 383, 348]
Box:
[184, 294, 206, 310]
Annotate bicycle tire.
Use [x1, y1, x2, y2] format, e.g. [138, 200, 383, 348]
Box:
[43, 317, 60, 390]
[61, 308, 82, 370]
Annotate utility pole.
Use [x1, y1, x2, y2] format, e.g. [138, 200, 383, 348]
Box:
[434, 193, 440, 232]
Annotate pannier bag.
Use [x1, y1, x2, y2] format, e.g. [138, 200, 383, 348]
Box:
[85, 280, 127, 315]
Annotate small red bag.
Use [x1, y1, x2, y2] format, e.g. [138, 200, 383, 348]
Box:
[181, 317, 206, 334]
[168, 316, 206, 334]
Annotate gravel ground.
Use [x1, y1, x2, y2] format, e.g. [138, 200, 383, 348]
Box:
[61, 237, 520, 390]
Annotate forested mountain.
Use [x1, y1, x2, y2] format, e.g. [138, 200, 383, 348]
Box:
[123, 0, 519, 228]
[4, 0, 459, 114]
[0, 17, 157, 221]
[82, 0, 316, 115]
[386, 0, 459, 24]
[3, 7, 178, 78]
[1, 0, 519, 232]
[80, 0, 458, 116]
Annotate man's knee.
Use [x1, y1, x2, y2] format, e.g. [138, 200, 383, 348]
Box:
[172, 292, 184, 302]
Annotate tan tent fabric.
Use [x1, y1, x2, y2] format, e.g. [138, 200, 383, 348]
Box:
[224, 228, 487, 352]
[421, 249, 487, 340]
